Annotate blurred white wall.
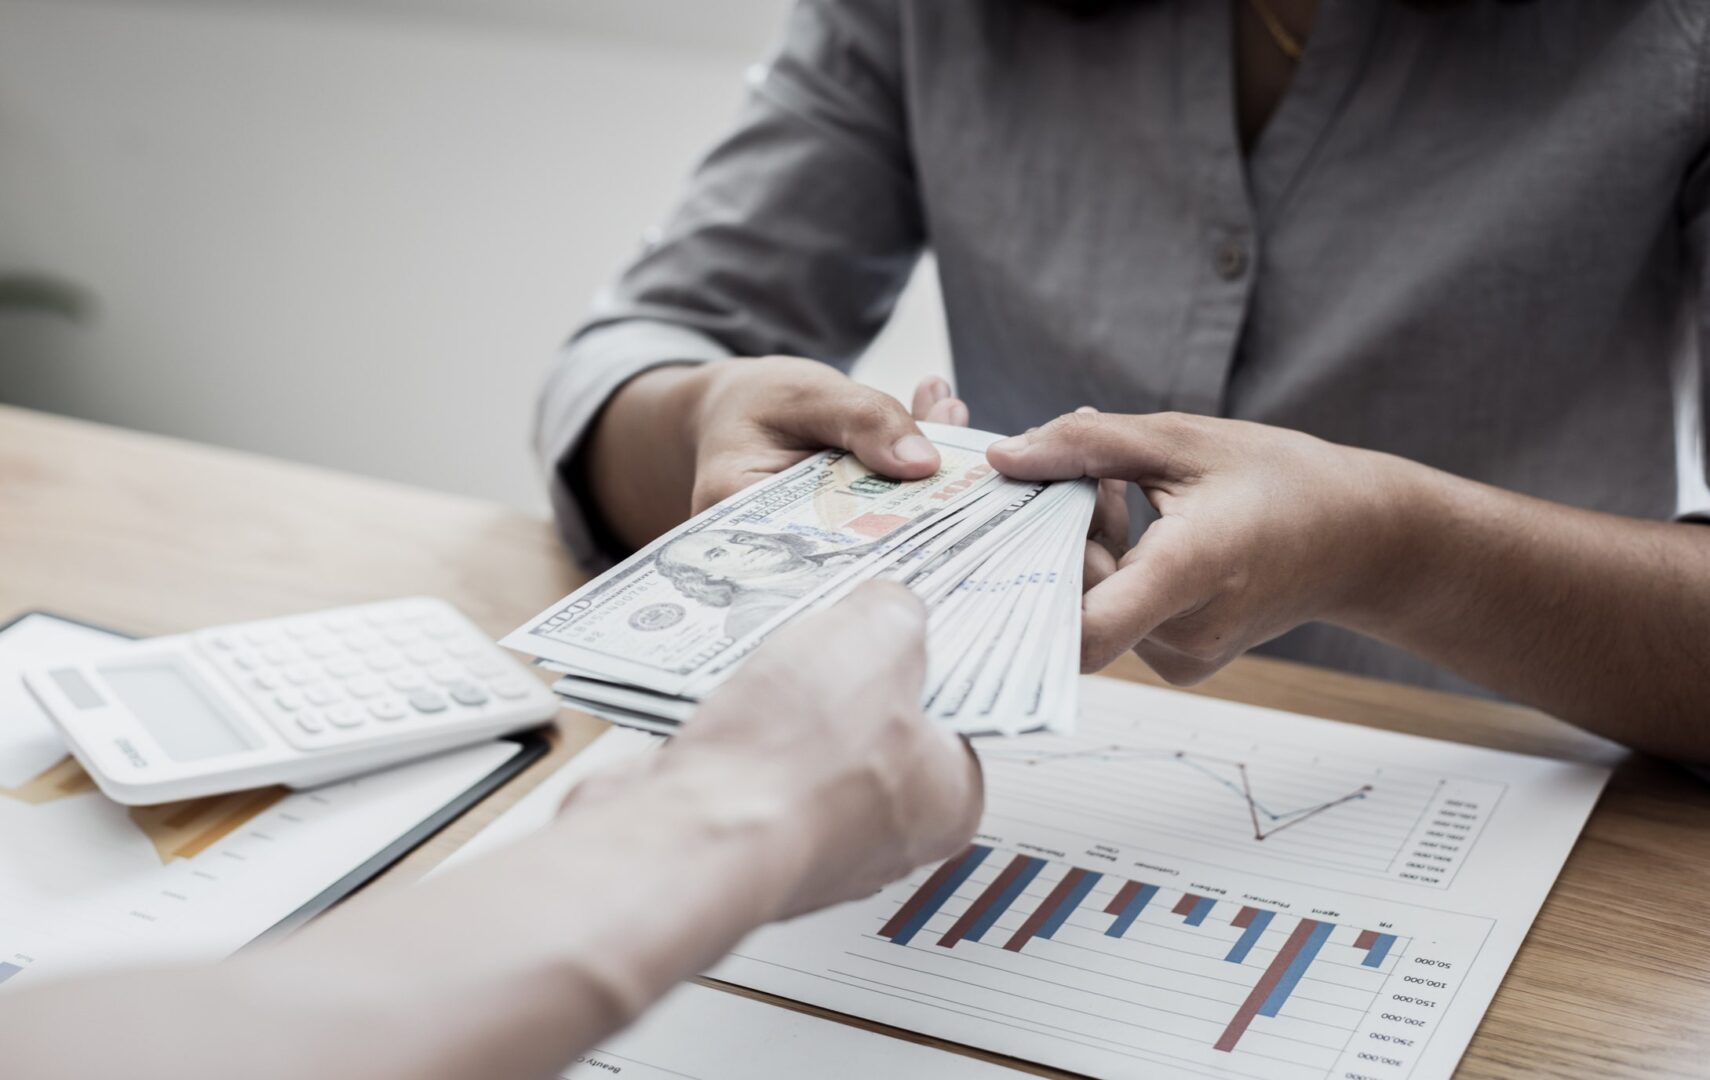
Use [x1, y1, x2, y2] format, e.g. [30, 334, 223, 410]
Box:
[0, 0, 948, 513]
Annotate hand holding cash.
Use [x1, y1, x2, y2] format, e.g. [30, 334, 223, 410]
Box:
[504, 424, 1096, 737]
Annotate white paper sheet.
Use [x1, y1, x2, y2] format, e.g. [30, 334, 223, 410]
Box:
[712, 676, 1616, 1080]
[0, 613, 521, 989]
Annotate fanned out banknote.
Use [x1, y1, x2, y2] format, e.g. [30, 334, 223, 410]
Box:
[502, 424, 1097, 737]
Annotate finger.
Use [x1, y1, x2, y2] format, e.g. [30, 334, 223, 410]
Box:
[987, 411, 1208, 483]
[775, 384, 942, 480]
[924, 395, 969, 427]
[1078, 529, 1207, 672]
[1090, 478, 1130, 555]
[908, 727, 985, 864]
[1082, 539, 1117, 590]
[1133, 638, 1221, 687]
[911, 376, 952, 421]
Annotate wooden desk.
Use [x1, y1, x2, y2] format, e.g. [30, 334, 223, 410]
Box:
[3, 403, 1707, 1079]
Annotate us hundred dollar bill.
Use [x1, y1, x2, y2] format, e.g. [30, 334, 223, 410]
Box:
[502, 425, 1006, 696]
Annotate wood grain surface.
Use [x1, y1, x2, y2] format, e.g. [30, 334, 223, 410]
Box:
[3, 403, 1705, 1079]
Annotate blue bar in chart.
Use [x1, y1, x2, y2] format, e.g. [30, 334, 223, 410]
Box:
[1259, 920, 1336, 1016]
[1357, 929, 1398, 967]
[0, 961, 20, 984]
[1183, 896, 1216, 926]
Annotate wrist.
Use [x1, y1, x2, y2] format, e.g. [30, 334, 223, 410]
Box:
[1324, 448, 1446, 636]
[560, 744, 810, 926]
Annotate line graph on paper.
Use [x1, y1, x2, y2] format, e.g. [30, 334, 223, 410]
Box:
[978, 686, 1505, 889]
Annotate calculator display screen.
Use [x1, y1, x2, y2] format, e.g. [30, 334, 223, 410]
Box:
[98, 660, 259, 763]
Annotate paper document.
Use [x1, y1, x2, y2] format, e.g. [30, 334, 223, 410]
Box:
[0, 614, 521, 989]
[711, 676, 1615, 1080]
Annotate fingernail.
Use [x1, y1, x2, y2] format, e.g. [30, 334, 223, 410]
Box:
[991, 433, 1028, 454]
[1076, 405, 1098, 415]
[893, 434, 937, 464]
[949, 400, 969, 427]
[930, 379, 951, 403]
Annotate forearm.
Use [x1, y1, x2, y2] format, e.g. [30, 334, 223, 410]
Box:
[1338, 455, 1710, 761]
[583, 364, 709, 550]
[0, 753, 807, 1080]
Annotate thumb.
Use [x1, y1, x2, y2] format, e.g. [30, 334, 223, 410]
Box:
[775, 383, 941, 480]
[987, 411, 1205, 483]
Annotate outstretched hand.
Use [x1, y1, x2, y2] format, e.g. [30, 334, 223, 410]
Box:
[987, 411, 1399, 683]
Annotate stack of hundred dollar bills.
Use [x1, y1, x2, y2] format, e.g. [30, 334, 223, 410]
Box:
[502, 424, 1096, 737]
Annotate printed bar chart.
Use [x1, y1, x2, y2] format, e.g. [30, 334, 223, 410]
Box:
[714, 678, 1607, 1080]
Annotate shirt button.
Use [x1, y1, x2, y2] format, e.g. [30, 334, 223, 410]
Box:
[1214, 238, 1250, 280]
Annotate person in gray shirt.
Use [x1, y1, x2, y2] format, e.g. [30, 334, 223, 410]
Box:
[540, 0, 1710, 761]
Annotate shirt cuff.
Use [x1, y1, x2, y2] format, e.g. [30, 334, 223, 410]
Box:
[536, 320, 733, 571]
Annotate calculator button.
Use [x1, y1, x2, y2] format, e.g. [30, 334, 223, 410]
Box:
[305, 684, 342, 707]
[465, 656, 504, 679]
[403, 644, 440, 666]
[490, 677, 532, 700]
[243, 628, 279, 646]
[284, 621, 318, 639]
[346, 675, 384, 699]
[427, 663, 464, 685]
[448, 682, 490, 707]
[408, 689, 448, 714]
[274, 689, 306, 711]
[230, 651, 262, 671]
[368, 697, 408, 721]
[423, 621, 459, 640]
[325, 704, 365, 729]
[260, 644, 297, 665]
[362, 608, 394, 627]
[342, 630, 382, 652]
[321, 613, 356, 632]
[444, 639, 482, 659]
[251, 671, 283, 692]
[302, 637, 339, 659]
[387, 670, 426, 691]
[383, 626, 421, 646]
[365, 650, 403, 672]
[324, 657, 362, 679]
[283, 664, 318, 686]
[296, 712, 327, 734]
[208, 633, 237, 651]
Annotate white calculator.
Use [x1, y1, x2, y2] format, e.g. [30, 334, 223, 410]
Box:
[22, 598, 561, 805]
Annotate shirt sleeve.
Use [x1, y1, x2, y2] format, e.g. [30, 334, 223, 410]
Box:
[1677, 70, 1710, 524]
[537, 0, 926, 569]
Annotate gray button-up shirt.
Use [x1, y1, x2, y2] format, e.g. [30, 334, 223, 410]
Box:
[538, 0, 1710, 694]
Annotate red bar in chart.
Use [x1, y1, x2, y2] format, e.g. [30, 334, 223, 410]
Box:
[1232, 905, 1260, 929]
[1214, 918, 1326, 1053]
[1355, 929, 1379, 949]
[1172, 892, 1202, 916]
[1004, 867, 1096, 953]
